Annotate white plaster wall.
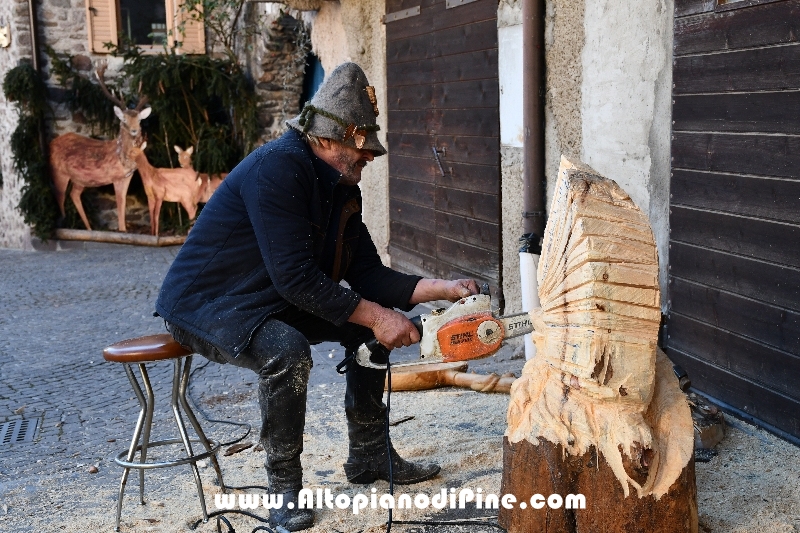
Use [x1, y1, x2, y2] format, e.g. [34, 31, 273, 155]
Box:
[498, 0, 524, 313]
[580, 0, 673, 306]
[309, 0, 390, 265]
[0, 0, 34, 249]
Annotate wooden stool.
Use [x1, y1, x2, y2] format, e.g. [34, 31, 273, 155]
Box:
[103, 334, 225, 531]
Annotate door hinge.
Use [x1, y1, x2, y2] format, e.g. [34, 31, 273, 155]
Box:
[385, 6, 420, 23]
[446, 0, 480, 8]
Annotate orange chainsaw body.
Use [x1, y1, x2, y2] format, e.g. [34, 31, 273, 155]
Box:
[436, 313, 505, 362]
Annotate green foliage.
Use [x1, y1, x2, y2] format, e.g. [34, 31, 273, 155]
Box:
[2, 63, 57, 240]
[47, 48, 118, 138]
[115, 47, 258, 174]
[45, 45, 259, 233]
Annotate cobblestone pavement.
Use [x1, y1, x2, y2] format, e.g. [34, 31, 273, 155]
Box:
[0, 241, 523, 533]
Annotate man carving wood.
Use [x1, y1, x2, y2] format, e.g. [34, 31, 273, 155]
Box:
[155, 63, 478, 532]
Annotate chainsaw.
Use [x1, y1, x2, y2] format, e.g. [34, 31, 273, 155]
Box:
[354, 286, 533, 370]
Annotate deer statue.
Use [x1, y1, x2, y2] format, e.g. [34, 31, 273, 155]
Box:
[173, 145, 227, 203]
[131, 142, 204, 236]
[50, 63, 150, 232]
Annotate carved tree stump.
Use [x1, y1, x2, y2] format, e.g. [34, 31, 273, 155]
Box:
[499, 157, 697, 533]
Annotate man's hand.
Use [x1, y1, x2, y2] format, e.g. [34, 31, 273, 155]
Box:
[409, 278, 480, 304]
[348, 299, 420, 349]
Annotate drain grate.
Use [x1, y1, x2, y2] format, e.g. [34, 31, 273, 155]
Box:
[0, 419, 38, 445]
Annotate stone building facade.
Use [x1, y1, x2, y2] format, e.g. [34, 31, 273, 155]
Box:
[0, 0, 36, 249]
[0, 0, 311, 245]
[1, 0, 674, 318]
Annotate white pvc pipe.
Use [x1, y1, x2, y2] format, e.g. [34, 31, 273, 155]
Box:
[519, 252, 541, 360]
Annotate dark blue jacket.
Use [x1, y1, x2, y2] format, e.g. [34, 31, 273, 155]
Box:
[155, 130, 421, 358]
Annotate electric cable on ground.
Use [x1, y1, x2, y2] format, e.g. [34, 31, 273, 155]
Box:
[187, 345, 506, 532]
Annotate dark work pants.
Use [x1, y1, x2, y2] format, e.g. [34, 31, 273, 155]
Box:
[167, 306, 388, 493]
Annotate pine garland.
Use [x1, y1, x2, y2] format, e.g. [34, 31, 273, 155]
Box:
[2, 63, 57, 240]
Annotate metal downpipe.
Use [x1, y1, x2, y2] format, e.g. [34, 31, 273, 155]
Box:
[520, 0, 546, 360]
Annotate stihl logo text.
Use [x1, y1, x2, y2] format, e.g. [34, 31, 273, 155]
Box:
[450, 332, 474, 345]
[507, 319, 531, 331]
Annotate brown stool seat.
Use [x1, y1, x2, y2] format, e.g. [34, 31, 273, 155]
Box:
[103, 333, 192, 363]
[103, 333, 225, 531]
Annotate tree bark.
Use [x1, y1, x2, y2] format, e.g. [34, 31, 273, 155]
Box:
[499, 438, 697, 533]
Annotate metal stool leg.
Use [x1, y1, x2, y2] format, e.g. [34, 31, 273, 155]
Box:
[116, 364, 148, 532]
[178, 356, 226, 492]
[171, 358, 209, 523]
[137, 363, 155, 506]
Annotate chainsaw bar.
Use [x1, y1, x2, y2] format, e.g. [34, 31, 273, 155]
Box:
[355, 294, 536, 370]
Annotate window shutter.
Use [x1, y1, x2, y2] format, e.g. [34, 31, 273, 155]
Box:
[166, 0, 206, 54]
[85, 0, 119, 53]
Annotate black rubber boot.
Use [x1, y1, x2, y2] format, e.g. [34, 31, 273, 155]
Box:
[267, 489, 314, 532]
[254, 334, 314, 530]
[342, 345, 440, 485]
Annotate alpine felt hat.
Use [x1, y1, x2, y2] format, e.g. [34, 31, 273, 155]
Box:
[287, 62, 387, 156]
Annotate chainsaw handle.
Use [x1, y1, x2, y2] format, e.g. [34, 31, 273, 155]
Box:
[354, 315, 423, 369]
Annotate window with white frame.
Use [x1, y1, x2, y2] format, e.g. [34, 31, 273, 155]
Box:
[86, 0, 205, 54]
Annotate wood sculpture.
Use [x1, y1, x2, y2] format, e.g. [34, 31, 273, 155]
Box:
[499, 156, 697, 533]
[174, 145, 226, 203]
[50, 64, 150, 232]
[129, 142, 204, 236]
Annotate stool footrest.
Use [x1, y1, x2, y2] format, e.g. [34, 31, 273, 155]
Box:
[114, 438, 221, 470]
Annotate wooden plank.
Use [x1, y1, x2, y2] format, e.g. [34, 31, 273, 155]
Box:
[388, 86, 434, 111]
[434, 186, 499, 222]
[670, 241, 800, 312]
[673, 44, 800, 94]
[388, 79, 499, 111]
[387, 0, 496, 43]
[388, 154, 435, 182]
[674, 0, 800, 56]
[387, 18, 497, 64]
[386, 0, 429, 14]
[435, 135, 499, 166]
[387, 50, 497, 87]
[436, 161, 500, 195]
[387, 58, 437, 88]
[389, 109, 438, 135]
[437, 236, 499, 281]
[672, 131, 800, 180]
[671, 169, 800, 224]
[670, 206, 800, 267]
[389, 198, 435, 231]
[667, 346, 800, 439]
[439, 108, 499, 137]
[673, 91, 800, 134]
[388, 133, 436, 160]
[668, 313, 800, 401]
[389, 178, 435, 207]
[388, 132, 498, 167]
[435, 211, 499, 252]
[674, 0, 715, 17]
[389, 108, 499, 136]
[669, 277, 800, 354]
[434, 79, 499, 110]
[389, 220, 438, 257]
[389, 244, 439, 279]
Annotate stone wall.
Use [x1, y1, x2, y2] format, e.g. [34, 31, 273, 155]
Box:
[0, 0, 35, 249]
[243, 4, 312, 143]
[0, 0, 312, 243]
